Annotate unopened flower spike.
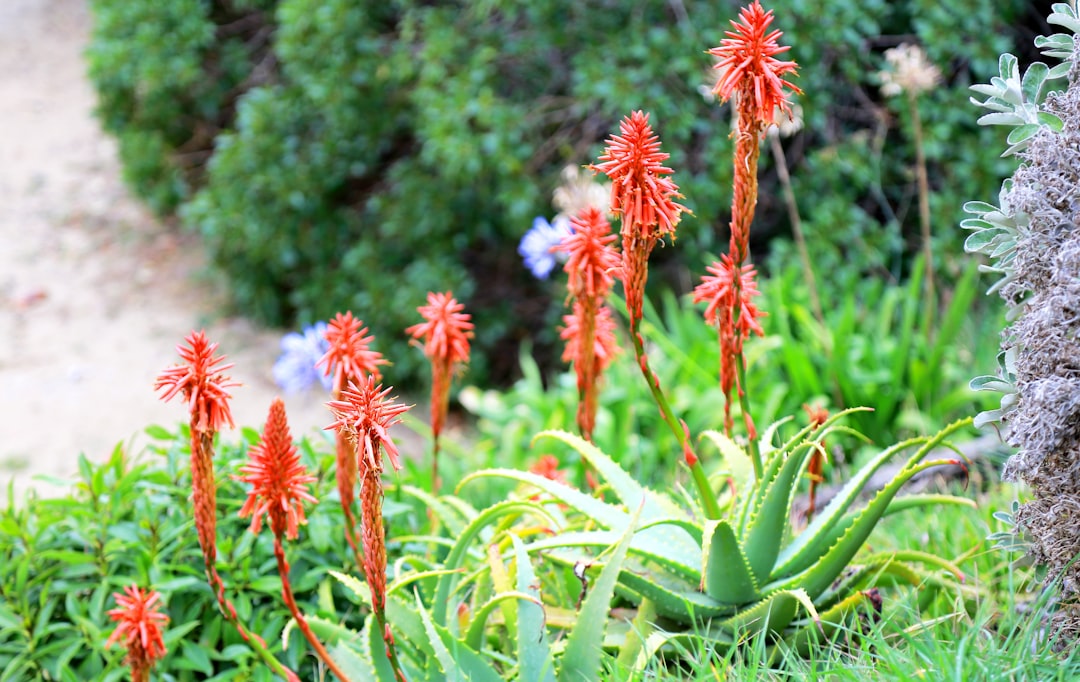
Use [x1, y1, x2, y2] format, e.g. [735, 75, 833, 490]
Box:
[237, 399, 347, 680]
[237, 398, 317, 541]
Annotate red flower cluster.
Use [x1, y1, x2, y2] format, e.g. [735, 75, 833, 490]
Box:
[106, 585, 168, 682]
[709, 0, 801, 124]
[238, 398, 318, 540]
[155, 330, 238, 435]
[317, 312, 387, 394]
[406, 291, 474, 441]
[693, 256, 765, 434]
[326, 375, 411, 474]
[592, 111, 686, 326]
[592, 110, 686, 240]
[697, 2, 800, 439]
[554, 208, 621, 439]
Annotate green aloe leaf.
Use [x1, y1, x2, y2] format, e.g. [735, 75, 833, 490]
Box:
[533, 430, 685, 520]
[610, 561, 734, 623]
[416, 593, 502, 682]
[461, 469, 627, 528]
[632, 629, 736, 671]
[512, 534, 556, 682]
[774, 418, 969, 577]
[741, 440, 817, 584]
[717, 588, 818, 638]
[768, 456, 966, 600]
[558, 504, 641, 682]
[524, 527, 700, 581]
[464, 591, 543, 651]
[702, 519, 758, 605]
[432, 500, 557, 627]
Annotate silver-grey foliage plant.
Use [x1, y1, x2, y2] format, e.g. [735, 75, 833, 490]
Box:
[965, 1, 1080, 641]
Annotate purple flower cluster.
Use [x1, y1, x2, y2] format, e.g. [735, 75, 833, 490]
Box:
[518, 215, 572, 279]
[273, 322, 333, 393]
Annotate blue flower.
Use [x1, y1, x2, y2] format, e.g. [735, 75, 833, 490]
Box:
[272, 322, 333, 394]
[519, 215, 572, 279]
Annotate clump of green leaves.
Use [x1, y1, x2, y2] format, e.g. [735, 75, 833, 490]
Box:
[457, 418, 975, 671]
[0, 426, 366, 680]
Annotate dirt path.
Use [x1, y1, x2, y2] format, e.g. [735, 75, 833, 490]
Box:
[0, 0, 340, 503]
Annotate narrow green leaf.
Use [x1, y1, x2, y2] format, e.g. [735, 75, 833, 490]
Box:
[558, 504, 641, 682]
[741, 441, 815, 584]
[533, 430, 687, 522]
[769, 455, 967, 601]
[524, 527, 700, 582]
[781, 590, 867, 659]
[416, 594, 503, 682]
[717, 588, 817, 638]
[417, 594, 464, 682]
[512, 534, 556, 682]
[464, 591, 542, 650]
[432, 500, 556, 627]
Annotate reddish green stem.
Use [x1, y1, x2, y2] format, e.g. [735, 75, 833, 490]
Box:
[274, 534, 352, 681]
[628, 314, 722, 519]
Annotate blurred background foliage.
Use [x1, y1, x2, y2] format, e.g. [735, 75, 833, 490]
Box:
[86, 0, 1039, 387]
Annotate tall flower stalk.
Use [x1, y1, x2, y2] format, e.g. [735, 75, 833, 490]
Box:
[327, 376, 411, 682]
[316, 312, 387, 572]
[237, 399, 348, 681]
[554, 207, 621, 441]
[407, 292, 474, 493]
[693, 0, 801, 479]
[879, 43, 942, 333]
[155, 331, 298, 680]
[590, 111, 721, 517]
[106, 585, 169, 682]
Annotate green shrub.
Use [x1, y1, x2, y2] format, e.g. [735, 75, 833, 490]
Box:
[0, 427, 381, 680]
[88, 0, 1031, 385]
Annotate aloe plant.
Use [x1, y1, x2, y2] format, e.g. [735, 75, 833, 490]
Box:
[298, 486, 645, 681]
[459, 413, 976, 668]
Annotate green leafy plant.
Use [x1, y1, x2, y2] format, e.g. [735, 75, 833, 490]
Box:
[460, 419, 975, 670]
[0, 428, 363, 681]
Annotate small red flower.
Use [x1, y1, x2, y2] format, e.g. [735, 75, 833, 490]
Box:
[693, 254, 766, 338]
[106, 585, 169, 682]
[554, 207, 621, 302]
[407, 292, 474, 370]
[326, 375, 411, 473]
[591, 110, 687, 239]
[238, 398, 318, 540]
[709, 0, 802, 124]
[406, 291, 473, 476]
[317, 312, 387, 393]
[529, 454, 569, 485]
[560, 303, 620, 373]
[693, 255, 766, 436]
[592, 111, 688, 326]
[155, 330, 238, 434]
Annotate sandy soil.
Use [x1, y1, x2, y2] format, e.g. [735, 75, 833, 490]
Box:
[0, 0, 343, 504]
